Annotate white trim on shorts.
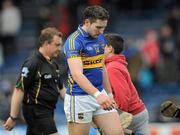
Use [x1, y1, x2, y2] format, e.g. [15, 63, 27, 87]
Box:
[64, 89, 116, 123]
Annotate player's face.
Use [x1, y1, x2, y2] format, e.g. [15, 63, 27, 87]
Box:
[87, 19, 108, 38]
[48, 35, 63, 58]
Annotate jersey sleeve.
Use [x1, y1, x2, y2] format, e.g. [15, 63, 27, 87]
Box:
[16, 60, 37, 91]
[63, 35, 82, 59]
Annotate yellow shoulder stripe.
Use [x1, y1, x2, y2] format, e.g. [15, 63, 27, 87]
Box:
[69, 31, 79, 51]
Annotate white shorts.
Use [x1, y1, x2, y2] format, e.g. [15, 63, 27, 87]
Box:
[64, 89, 116, 123]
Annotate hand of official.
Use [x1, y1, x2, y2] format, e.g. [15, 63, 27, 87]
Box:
[94, 91, 117, 110]
[3, 117, 16, 131]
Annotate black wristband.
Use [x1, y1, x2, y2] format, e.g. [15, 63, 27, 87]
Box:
[10, 116, 17, 121]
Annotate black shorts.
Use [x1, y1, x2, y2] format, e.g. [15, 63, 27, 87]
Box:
[22, 104, 57, 135]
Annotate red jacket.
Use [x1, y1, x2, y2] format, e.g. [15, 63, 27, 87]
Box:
[105, 54, 145, 115]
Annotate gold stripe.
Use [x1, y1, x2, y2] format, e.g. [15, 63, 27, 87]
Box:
[69, 34, 73, 50]
[73, 96, 75, 122]
[68, 80, 73, 95]
[82, 54, 104, 69]
[68, 74, 74, 95]
[63, 47, 66, 55]
[68, 74, 74, 84]
[72, 33, 78, 50]
[35, 71, 41, 104]
[70, 35, 73, 50]
[68, 56, 81, 59]
[69, 32, 79, 50]
[69, 33, 74, 50]
[69, 36, 72, 50]
[71, 96, 75, 122]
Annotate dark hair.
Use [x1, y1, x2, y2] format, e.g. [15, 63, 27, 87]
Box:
[105, 33, 124, 54]
[83, 5, 109, 23]
[38, 27, 63, 47]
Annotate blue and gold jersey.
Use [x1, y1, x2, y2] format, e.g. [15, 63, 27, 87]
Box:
[63, 25, 106, 95]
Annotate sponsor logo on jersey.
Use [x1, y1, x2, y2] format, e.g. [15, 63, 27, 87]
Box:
[83, 59, 102, 65]
[86, 46, 93, 51]
[82, 54, 104, 68]
[21, 67, 29, 77]
[44, 74, 52, 79]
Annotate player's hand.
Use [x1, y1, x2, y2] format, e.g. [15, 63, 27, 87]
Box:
[3, 117, 16, 131]
[96, 93, 117, 110]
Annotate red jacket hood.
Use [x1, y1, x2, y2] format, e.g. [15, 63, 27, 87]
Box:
[105, 54, 128, 67]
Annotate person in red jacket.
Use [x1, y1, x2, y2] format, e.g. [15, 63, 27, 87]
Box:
[104, 33, 150, 135]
